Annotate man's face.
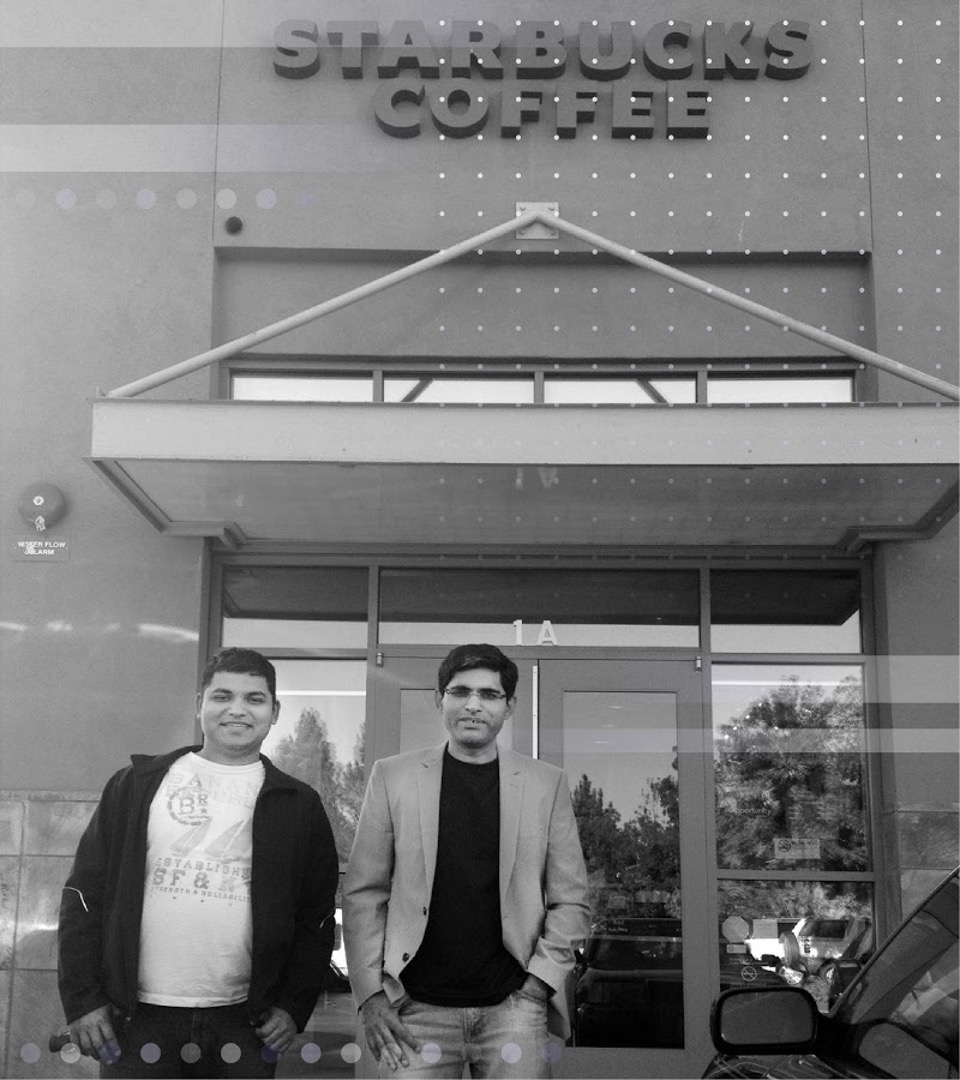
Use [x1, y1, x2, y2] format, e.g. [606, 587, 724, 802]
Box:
[197, 672, 279, 765]
[438, 667, 515, 762]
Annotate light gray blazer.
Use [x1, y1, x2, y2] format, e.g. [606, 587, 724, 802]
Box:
[342, 742, 590, 1038]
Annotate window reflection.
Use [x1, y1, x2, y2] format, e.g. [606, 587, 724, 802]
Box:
[259, 660, 367, 864]
[717, 879, 873, 1013]
[713, 666, 868, 873]
[574, 917, 685, 1048]
[565, 691, 683, 1047]
[248, 660, 365, 1073]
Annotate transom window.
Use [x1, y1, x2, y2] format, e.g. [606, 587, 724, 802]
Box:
[227, 361, 856, 405]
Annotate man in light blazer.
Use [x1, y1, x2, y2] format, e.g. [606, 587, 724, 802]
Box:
[343, 644, 590, 1079]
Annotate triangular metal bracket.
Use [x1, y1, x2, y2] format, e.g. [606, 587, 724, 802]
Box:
[516, 203, 559, 239]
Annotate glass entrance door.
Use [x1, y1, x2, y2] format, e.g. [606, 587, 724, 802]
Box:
[370, 654, 712, 1079]
[538, 659, 712, 1079]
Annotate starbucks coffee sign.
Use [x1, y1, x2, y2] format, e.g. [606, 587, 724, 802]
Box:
[274, 18, 813, 140]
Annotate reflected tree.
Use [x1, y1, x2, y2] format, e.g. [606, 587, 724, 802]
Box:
[271, 706, 366, 861]
[624, 770, 680, 896]
[572, 770, 681, 916]
[714, 675, 866, 872]
[339, 725, 366, 842]
[718, 877, 872, 921]
[571, 775, 634, 879]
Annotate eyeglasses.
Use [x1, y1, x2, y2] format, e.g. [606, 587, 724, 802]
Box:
[443, 686, 507, 703]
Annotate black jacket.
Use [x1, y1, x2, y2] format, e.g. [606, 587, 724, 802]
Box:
[58, 746, 338, 1031]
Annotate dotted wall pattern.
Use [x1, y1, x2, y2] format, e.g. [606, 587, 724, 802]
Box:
[6, 0, 954, 394]
[213, 253, 872, 360]
[863, 0, 959, 397]
[212, 0, 872, 257]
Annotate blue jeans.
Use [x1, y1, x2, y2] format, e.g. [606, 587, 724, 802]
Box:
[100, 1002, 278, 1079]
[383, 991, 552, 1079]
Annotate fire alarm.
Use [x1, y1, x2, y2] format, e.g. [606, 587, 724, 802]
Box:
[19, 484, 67, 532]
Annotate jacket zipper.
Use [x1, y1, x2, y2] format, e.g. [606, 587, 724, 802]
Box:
[64, 886, 89, 913]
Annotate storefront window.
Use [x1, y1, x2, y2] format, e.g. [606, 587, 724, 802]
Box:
[379, 568, 700, 647]
[220, 566, 368, 649]
[711, 569, 862, 653]
[712, 664, 868, 873]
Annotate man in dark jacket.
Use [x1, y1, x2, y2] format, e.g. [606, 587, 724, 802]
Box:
[58, 647, 339, 1078]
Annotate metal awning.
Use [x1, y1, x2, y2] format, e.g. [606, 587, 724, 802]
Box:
[88, 208, 959, 551]
[89, 399, 958, 551]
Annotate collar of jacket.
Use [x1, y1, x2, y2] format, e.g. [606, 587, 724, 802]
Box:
[128, 745, 301, 791]
[426, 741, 524, 773]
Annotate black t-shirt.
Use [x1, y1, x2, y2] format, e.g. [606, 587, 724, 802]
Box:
[400, 749, 526, 1006]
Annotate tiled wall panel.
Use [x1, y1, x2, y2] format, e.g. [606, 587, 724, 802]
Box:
[0, 797, 98, 1079]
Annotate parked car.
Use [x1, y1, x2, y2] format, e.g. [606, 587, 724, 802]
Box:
[572, 917, 782, 1048]
[744, 918, 804, 964]
[784, 915, 871, 974]
[573, 917, 686, 1047]
[703, 868, 959, 1078]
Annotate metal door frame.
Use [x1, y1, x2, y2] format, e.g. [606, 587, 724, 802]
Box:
[370, 652, 716, 1080]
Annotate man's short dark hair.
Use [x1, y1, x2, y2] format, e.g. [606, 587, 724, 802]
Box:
[437, 644, 519, 700]
[201, 647, 277, 702]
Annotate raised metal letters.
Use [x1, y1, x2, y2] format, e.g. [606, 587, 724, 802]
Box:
[274, 21, 320, 80]
[274, 18, 814, 140]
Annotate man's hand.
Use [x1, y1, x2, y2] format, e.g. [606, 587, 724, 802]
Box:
[255, 1006, 298, 1054]
[519, 974, 552, 1001]
[359, 991, 421, 1072]
[67, 1004, 120, 1061]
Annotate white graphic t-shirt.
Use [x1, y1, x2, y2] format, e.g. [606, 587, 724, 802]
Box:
[138, 752, 265, 1006]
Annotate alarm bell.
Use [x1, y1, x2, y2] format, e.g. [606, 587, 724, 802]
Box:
[18, 484, 67, 533]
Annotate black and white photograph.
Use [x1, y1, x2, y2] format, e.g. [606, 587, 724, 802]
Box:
[1, 1, 957, 1078]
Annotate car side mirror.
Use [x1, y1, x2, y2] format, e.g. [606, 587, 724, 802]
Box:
[711, 986, 819, 1055]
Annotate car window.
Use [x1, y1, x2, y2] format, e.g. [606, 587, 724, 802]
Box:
[834, 875, 958, 1078]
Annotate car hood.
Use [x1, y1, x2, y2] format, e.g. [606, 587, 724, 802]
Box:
[705, 1051, 860, 1078]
